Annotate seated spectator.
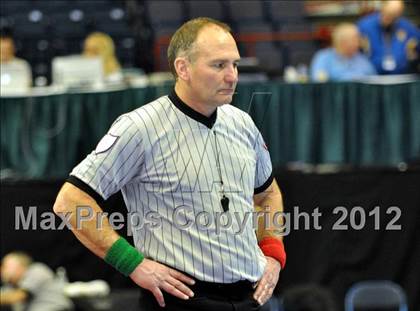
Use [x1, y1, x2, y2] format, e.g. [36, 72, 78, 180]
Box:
[0, 33, 32, 88]
[281, 283, 338, 311]
[0, 252, 74, 311]
[82, 32, 123, 83]
[310, 23, 376, 82]
[357, 0, 420, 74]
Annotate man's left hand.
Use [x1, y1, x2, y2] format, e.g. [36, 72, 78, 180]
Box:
[253, 256, 281, 305]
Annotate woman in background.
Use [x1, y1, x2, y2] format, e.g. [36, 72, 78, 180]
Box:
[83, 32, 123, 83]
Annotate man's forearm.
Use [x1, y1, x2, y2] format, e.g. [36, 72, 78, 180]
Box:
[0, 289, 27, 305]
[53, 182, 120, 258]
[254, 179, 284, 241]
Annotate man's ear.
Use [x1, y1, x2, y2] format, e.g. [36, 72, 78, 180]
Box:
[174, 57, 190, 81]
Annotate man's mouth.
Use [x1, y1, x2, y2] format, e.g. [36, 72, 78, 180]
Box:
[218, 89, 235, 95]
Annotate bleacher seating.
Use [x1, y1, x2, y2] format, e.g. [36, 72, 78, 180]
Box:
[144, 0, 186, 38]
[235, 23, 284, 72]
[51, 11, 88, 39]
[0, 0, 31, 16]
[1, 0, 318, 82]
[227, 0, 267, 26]
[115, 36, 137, 67]
[1, 0, 135, 84]
[93, 7, 132, 37]
[185, 0, 226, 21]
[35, 1, 75, 14]
[11, 11, 49, 38]
[266, 0, 307, 25]
[280, 23, 317, 67]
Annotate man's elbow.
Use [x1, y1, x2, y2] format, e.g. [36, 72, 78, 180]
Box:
[53, 184, 73, 215]
[53, 182, 96, 215]
[0, 289, 28, 305]
[53, 192, 66, 215]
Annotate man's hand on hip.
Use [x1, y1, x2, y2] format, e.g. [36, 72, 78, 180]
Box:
[253, 256, 281, 305]
[129, 259, 195, 307]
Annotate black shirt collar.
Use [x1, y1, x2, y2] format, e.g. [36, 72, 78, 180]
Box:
[169, 89, 217, 129]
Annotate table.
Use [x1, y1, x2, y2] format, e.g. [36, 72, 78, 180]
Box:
[1, 81, 419, 178]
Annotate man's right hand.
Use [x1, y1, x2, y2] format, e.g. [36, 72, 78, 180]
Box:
[129, 259, 195, 307]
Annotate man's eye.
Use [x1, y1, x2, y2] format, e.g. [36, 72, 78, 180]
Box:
[213, 63, 225, 69]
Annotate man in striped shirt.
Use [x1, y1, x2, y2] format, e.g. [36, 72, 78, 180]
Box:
[54, 18, 285, 311]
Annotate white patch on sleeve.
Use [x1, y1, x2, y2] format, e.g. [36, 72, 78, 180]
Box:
[95, 134, 119, 154]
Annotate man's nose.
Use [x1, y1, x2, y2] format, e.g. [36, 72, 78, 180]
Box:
[225, 65, 238, 83]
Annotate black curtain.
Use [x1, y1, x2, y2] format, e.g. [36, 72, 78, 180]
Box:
[1, 169, 419, 310]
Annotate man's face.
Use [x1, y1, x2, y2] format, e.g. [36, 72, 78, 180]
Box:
[342, 29, 360, 57]
[381, 1, 404, 27]
[0, 38, 15, 63]
[1, 256, 26, 285]
[185, 25, 240, 109]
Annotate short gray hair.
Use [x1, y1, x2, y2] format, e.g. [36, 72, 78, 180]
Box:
[167, 17, 231, 78]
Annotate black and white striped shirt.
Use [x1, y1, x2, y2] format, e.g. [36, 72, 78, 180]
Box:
[69, 90, 273, 283]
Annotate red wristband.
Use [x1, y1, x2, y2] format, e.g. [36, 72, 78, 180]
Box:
[259, 237, 286, 269]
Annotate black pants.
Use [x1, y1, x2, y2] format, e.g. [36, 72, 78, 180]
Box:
[139, 279, 261, 311]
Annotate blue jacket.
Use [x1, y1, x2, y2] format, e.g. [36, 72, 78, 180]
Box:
[358, 12, 420, 74]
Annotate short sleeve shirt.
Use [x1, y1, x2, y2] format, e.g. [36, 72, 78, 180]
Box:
[69, 91, 273, 283]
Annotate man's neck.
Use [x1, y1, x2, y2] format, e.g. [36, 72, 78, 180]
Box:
[335, 47, 353, 59]
[174, 83, 216, 117]
[380, 15, 396, 32]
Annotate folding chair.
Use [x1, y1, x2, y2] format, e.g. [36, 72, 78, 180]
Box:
[345, 281, 408, 311]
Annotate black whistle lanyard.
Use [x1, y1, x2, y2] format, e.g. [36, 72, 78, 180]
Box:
[214, 131, 229, 212]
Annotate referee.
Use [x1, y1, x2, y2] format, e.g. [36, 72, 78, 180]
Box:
[53, 18, 286, 311]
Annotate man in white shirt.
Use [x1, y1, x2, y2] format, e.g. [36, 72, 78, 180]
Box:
[54, 17, 286, 311]
[0, 252, 74, 311]
[0, 34, 32, 92]
[310, 23, 376, 82]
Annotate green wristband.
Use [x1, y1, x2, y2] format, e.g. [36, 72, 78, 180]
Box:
[104, 237, 144, 276]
